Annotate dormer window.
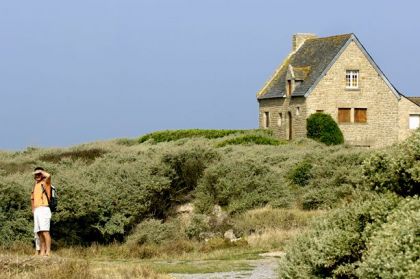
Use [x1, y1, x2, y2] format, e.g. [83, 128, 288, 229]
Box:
[346, 70, 359, 89]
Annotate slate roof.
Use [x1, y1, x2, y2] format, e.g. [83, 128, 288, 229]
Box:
[257, 34, 352, 99]
[407, 97, 420, 106]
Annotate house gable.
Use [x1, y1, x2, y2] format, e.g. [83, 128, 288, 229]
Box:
[305, 39, 400, 147]
[304, 34, 401, 100]
[257, 34, 401, 101]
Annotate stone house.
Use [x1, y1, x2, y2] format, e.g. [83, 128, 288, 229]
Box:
[257, 33, 420, 147]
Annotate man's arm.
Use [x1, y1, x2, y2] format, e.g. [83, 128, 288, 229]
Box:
[41, 171, 51, 185]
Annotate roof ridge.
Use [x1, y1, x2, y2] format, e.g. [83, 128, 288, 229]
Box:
[307, 33, 353, 42]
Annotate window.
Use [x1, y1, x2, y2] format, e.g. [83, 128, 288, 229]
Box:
[287, 80, 292, 96]
[338, 108, 351, 123]
[263, 112, 270, 128]
[296, 107, 300, 116]
[277, 113, 282, 127]
[346, 70, 359, 89]
[354, 108, 367, 123]
[409, 114, 420, 130]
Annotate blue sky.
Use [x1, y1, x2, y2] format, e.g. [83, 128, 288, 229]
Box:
[0, 0, 419, 150]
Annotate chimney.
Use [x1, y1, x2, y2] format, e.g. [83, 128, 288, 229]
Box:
[292, 33, 317, 51]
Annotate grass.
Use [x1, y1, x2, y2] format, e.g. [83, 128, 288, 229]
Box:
[216, 134, 285, 147]
[138, 129, 272, 143]
[38, 148, 107, 163]
[0, 253, 171, 279]
[140, 259, 253, 274]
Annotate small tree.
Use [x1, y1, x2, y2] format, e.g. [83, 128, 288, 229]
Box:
[307, 113, 344, 145]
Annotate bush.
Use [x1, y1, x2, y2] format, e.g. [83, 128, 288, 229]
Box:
[301, 184, 354, 210]
[194, 158, 290, 214]
[0, 178, 32, 246]
[126, 219, 182, 245]
[185, 214, 210, 240]
[278, 193, 402, 278]
[363, 130, 420, 196]
[288, 160, 313, 186]
[39, 148, 107, 163]
[216, 134, 283, 147]
[357, 197, 420, 279]
[158, 144, 220, 209]
[307, 113, 344, 145]
[139, 129, 250, 143]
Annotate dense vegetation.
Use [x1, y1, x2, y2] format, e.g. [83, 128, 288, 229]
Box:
[279, 131, 420, 278]
[1, 128, 419, 278]
[307, 112, 344, 145]
[0, 129, 361, 246]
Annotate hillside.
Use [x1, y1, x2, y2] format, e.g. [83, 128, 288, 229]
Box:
[0, 129, 419, 278]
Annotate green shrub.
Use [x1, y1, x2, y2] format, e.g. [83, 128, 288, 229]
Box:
[51, 153, 172, 244]
[363, 130, 420, 196]
[278, 193, 401, 278]
[126, 219, 182, 245]
[301, 184, 354, 210]
[307, 113, 344, 145]
[185, 214, 210, 240]
[158, 145, 219, 209]
[216, 134, 283, 147]
[39, 148, 107, 163]
[0, 178, 32, 246]
[115, 138, 138, 146]
[194, 158, 290, 214]
[139, 129, 248, 143]
[288, 160, 313, 186]
[299, 150, 367, 209]
[0, 160, 35, 175]
[357, 197, 420, 279]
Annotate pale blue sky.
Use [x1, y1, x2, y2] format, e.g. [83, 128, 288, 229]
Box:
[0, 0, 419, 150]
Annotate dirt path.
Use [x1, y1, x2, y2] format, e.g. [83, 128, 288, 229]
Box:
[171, 258, 279, 279]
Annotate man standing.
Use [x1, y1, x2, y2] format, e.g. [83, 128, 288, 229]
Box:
[31, 167, 52, 256]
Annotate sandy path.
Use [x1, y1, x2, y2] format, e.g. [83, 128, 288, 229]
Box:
[171, 258, 279, 279]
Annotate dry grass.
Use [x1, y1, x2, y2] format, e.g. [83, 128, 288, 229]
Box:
[0, 253, 171, 279]
[246, 228, 301, 250]
[233, 207, 324, 234]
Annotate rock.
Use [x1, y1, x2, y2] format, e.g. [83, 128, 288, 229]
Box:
[224, 229, 237, 242]
[211, 205, 228, 226]
[175, 203, 194, 214]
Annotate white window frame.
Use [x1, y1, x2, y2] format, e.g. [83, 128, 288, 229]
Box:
[346, 70, 359, 89]
[409, 114, 420, 130]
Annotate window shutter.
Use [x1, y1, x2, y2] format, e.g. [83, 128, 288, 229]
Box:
[355, 108, 367, 123]
[338, 108, 351, 123]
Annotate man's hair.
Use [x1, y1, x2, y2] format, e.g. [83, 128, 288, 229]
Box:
[34, 167, 44, 172]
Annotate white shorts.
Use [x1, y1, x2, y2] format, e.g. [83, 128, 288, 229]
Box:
[34, 206, 51, 233]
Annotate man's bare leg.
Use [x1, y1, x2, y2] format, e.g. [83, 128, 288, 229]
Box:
[37, 232, 46, 256]
[41, 231, 51, 256]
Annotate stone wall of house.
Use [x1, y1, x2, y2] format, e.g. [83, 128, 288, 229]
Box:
[398, 96, 420, 141]
[306, 41, 400, 147]
[258, 97, 306, 140]
[258, 39, 420, 148]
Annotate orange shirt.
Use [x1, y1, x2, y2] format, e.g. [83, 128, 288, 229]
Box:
[31, 176, 51, 208]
